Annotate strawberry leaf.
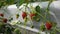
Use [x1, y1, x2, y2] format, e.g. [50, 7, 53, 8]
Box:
[16, 0, 25, 8]
[6, 0, 15, 5]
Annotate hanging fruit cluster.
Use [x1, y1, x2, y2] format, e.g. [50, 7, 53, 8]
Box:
[0, 0, 60, 34]
[40, 22, 53, 31]
[0, 13, 15, 34]
[0, 0, 53, 8]
[0, 13, 7, 23]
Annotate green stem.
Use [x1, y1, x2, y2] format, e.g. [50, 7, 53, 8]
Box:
[47, 0, 54, 10]
[44, 0, 54, 22]
[30, 3, 50, 22]
[24, 17, 27, 27]
[23, 3, 28, 27]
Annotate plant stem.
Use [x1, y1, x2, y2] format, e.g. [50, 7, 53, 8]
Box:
[45, 0, 54, 22]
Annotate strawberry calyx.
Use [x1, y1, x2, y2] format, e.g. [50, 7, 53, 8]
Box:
[30, 13, 36, 19]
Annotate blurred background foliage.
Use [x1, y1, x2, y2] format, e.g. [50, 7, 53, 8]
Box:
[0, 0, 54, 8]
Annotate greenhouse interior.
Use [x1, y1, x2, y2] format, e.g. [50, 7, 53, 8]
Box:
[0, 0, 60, 34]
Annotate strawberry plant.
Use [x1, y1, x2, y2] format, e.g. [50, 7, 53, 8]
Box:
[0, 22, 15, 34]
[0, 0, 60, 34]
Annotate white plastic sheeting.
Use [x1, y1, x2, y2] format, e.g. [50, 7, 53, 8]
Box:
[0, 1, 60, 34]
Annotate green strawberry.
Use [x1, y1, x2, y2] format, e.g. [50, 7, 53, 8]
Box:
[16, 14, 19, 19]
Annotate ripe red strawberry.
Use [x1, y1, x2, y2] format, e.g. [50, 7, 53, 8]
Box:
[3, 18, 7, 23]
[30, 13, 35, 19]
[0, 13, 4, 17]
[45, 22, 52, 30]
[22, 12, 27, 19]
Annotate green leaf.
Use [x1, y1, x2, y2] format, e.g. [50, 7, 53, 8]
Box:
[9, 18, 13, 22]
[16, 0, 25, 8]
[19, 0, 25, 5]
[41, 0, 49, 1]
[50, 30, 56, 34]
[30, 0, 35, 2]
[5, 27, 12, 34]
[40, 23, 45, 31]
[6, 0, 15, 5]
[14, 28, 21, 34]
[32, 15, 40, 22]
[31, 25, 34, 28]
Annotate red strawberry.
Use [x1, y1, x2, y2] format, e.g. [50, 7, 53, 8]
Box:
[30, 13, 35, 19]
[3, 18, 7, 23]
[45, 22, 52, 30]
[0, 13, 4, 17]
[22, 12, 27, 19]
